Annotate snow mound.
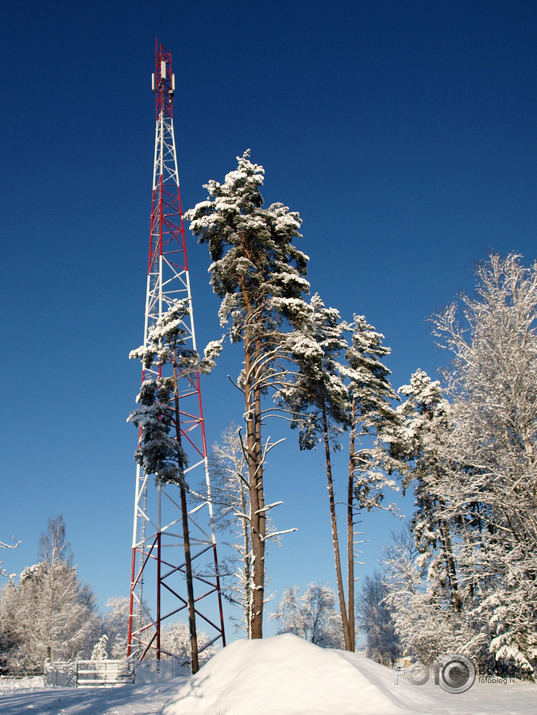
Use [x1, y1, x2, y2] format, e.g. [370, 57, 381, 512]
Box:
[162, 634, 436, 715]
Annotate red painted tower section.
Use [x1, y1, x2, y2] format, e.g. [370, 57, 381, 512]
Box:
[127, 42, 225, 666]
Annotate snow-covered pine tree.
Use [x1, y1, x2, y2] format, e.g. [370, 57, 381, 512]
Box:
[91, 634, 109, 660]
[341, 315, 400, 649]
[278, 293, 353, 649]
[185, 151, 310, 638]
[270, 583, 344, 648]
[381, 371, 491, 665]
[389, 370, 463, 615]
[128, 299, 221, 672]
[280, 300, 400, 652]
[381, 526, 481, 668]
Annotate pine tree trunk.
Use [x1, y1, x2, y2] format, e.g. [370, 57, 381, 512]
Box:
[173, 362, 199, 672]
[346, 398, 357, 651]
[239, 477, 252, 637]
[245, 333, 266, 639]
[322, 403, 352, 650]
[179, 484, 200, 673]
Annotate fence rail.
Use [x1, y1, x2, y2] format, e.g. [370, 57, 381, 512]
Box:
[44, 658, 186, 687]
[75, 660, 134, 687]
[44, 659, 134, 688]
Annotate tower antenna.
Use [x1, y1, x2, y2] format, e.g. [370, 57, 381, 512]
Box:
[127, 42, 226, 673]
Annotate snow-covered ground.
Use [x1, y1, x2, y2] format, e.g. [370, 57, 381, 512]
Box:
[0, 634, 534, 714]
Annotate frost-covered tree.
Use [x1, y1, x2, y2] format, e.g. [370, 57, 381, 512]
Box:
[356, 570, 400, 665]
[341, 316, 400, 649]
[279, 293, 353, 648]
[91, 634, 109, 660]
[208, 424, 253, 636]
[128, 299, 221, 486]
[0, 539, 20, 669]
[431, 253, 537, 674]
[384, 376, 494, 668]
[384, 255, 537, 676]
[208, 423, 285, 636]
[128, 299, 221, 672]
[270, 583, 344, 648]
[0, 577, 22, 674]
[381, 528, 482, 668]
[185, 151, 310, 638]
[103, 596, 130, 659]
[0, 518, 98, 672]
[279, 297, 399, 651]
[389, 370, 462, 614]
[39, 515, 73, 567]
[159, 621, 216, 666]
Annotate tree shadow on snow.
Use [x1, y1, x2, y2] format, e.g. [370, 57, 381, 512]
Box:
[0, 679, 189, 715]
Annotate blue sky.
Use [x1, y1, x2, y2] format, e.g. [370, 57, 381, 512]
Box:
[2, 0, 537, 637]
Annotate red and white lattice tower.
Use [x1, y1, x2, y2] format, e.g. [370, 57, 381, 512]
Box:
[127, 42, 226, 663]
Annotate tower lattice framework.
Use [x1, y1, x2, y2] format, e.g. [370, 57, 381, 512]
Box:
[127, 42, 225, 664]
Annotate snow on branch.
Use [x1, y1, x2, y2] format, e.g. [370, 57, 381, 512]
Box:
[0, 538, 20, 549]
[261, 527, 298, 542]
[255, 501, 284, 514]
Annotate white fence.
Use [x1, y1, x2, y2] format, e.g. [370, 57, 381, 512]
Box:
[44, 658, 189, 687]
[75, 660, 134, 687]
[44, 659, 134, 688]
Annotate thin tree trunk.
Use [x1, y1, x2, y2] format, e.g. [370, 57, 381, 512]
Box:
[322, 403, 352, 650]
[434, 466, 461, 614]
[346, 398, 357, 650]
[173, 362, 199, 672]
[438, 513, 461, 613]
[179, 485, 200, 673]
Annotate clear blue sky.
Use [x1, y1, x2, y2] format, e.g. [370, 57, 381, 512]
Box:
[2, 0, 537, 637]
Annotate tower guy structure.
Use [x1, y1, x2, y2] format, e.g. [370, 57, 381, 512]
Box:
[127, 42, 225, 669]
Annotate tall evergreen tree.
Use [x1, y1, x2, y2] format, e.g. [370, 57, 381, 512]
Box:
[185, 151, 310, 638]
[280, 298, 399, 651]
[279, 293, 353, 648]
[341, 315, 400, 650]
[389, 370, 462, 614]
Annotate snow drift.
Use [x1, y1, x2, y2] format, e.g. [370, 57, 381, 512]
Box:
[0, 635, 535, 714]
[162, 634, 437, 715]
